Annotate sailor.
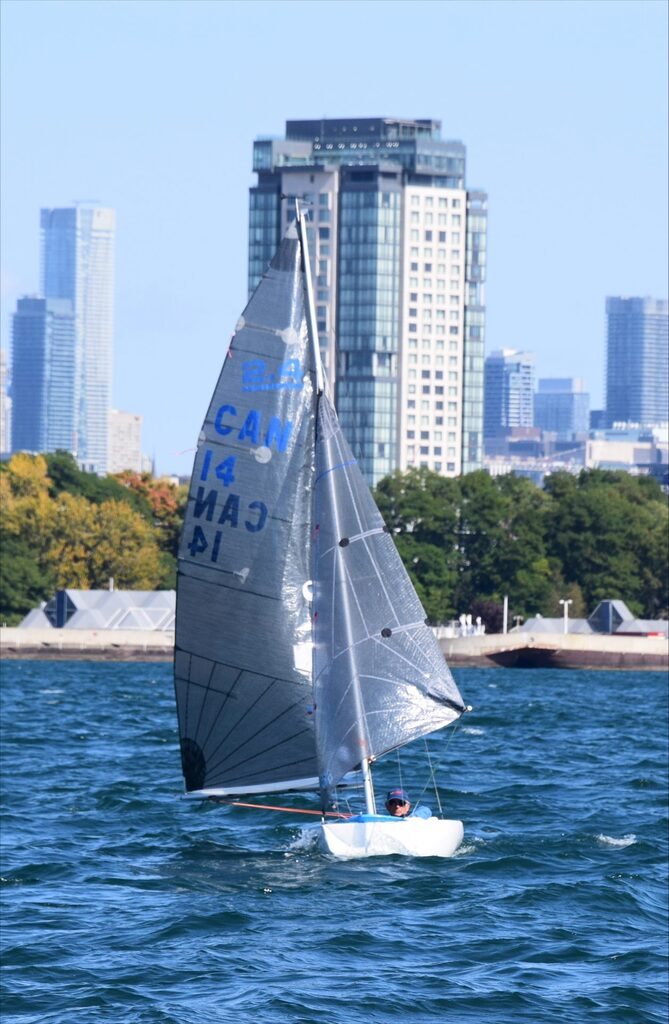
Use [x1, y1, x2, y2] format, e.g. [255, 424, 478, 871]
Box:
[385, 788, 411, 816]
[385, 788, 432, 819]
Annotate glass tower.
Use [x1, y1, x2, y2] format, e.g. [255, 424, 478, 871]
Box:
[11, 297, 76, 454]
[483, 349, 535, 441]
[248, 118, 487, 486]
[605, 297, 668, 427]
[40, 206, 115, 473]
[534, 378, 590, 439]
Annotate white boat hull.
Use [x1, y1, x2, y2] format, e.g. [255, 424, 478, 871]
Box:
[320, 817, 464, 859]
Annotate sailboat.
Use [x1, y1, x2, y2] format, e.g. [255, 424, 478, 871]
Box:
[173, 203, 469, 859]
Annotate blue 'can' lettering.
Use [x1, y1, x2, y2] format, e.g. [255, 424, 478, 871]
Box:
[245, 500, 268, 532]
[214, 404, 237, 435]
[238, 409, 260, 445]
[193, 486, 218, 521]
[265, 416, 293, 453]
[218, 493, 240, 528]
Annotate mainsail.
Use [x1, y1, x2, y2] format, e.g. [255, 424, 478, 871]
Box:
[174, 211, 466, 807]
[174, 226, 319, 795]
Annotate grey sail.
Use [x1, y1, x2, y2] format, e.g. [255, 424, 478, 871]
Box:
[174, 226, 320, 795]
[312, 394, 466, 804]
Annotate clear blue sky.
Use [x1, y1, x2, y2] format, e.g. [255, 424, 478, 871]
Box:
[1, 0, 667, 475]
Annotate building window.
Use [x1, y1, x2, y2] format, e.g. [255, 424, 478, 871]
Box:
[425, 230, 432, 241]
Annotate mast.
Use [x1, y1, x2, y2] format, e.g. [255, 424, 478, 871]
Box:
[295, 200, 325, 396]
[295, 200, 377, 817]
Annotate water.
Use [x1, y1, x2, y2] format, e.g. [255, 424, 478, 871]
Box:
[1, 662, 667, 1024]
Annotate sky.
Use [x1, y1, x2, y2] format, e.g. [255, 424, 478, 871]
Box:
[1, 0, 667, 476]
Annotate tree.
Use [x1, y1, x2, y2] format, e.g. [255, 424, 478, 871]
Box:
[375, 469, 461, 621]
[46, 495, 169, 591]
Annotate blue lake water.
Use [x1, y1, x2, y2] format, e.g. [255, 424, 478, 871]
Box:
[1, 661, 667, 1024]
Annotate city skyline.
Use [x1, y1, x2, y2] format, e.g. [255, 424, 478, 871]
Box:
[1, 0, 667, 475]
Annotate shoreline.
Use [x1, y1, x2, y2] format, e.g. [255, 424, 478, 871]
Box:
[1, 627, 667, 671]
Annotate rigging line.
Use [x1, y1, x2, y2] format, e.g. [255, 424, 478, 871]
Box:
[396, 747, 404, 794]
[413, 720, 462, 812]
[213, 799, 351, 819]
[423, 737, 444, 817]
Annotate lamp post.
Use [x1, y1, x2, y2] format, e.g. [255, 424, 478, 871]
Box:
[559, 598, 573, 635]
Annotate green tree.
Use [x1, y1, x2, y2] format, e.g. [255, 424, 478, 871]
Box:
[544, 470, 668, 617]
[375, 468, 461, 621]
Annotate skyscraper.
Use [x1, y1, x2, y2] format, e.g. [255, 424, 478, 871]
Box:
[483, 348, 535, 441]
[108, 409, 143, 474]
[248, 118, 487, 485]
[0, 349, 11, 455]
[11, 297, 76, 454]
[534, 378, 590, 439]
[605, 297, 668, 427]
[40, 205, 115, 472]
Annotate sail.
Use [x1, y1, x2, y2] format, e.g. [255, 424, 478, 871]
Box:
[174, 226, 320, 795]
[312, 395, 466, 803]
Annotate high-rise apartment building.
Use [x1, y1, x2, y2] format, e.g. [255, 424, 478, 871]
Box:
[534, 378, 590, 440]
[483, 348, 535, 442]
[605, 297, 668, 427]
[11, 297, 76, 454]
[248, 118, 487, 485]
[108, 409, 143, 474]
[0, 349, 11, 455]
[40, 205, 116, 472]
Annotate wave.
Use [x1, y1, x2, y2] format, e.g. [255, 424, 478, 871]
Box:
[596, 833, 637, 848]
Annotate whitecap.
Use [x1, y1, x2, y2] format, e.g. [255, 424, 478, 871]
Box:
[286, 827, 321, 852]
[453, 842, 477, 857]
[39, 688, 64, 695]
[462, 726, 485, 736]
[596, 833, 637, 848]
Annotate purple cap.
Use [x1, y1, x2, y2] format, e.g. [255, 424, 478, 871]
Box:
[386, 788, 410, 804]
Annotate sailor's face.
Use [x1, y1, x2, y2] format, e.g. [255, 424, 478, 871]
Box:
[387, 799, 410, 817]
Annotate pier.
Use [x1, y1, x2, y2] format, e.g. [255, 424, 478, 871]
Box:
[1, 627, 666, 671]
